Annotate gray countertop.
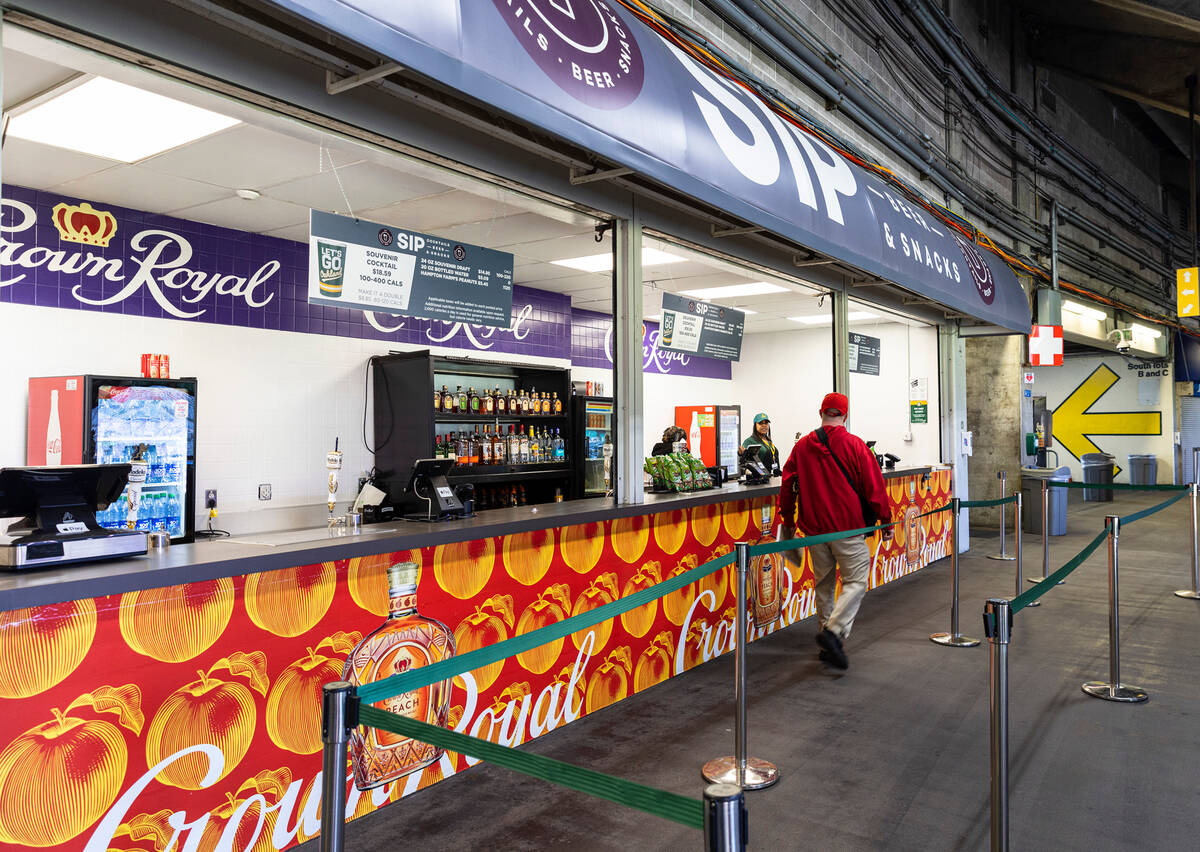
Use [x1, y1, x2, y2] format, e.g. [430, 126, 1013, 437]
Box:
[0, 481, 779, 610]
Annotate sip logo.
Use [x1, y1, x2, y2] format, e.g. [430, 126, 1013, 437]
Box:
[492, 0, 644, 109]
[952, 232, 996, 305]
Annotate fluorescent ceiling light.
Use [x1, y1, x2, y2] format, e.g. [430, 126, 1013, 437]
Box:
[1061, 299, 1106, 321]
[552, 247, 685, 272]
[1130, 323, 1161, 339]
[7, 76, 240, 163]
[678, 282, 787, 300]
[738, 308, 758, 315]
[644, 314, 661, 322]
[788, 311, 877, 325]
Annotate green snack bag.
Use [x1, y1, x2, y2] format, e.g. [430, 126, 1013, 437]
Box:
[674, 453, 695, 490]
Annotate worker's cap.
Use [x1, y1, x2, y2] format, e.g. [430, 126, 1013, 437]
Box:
[820, 392, 849, 417]
[753, 412, 770, 424]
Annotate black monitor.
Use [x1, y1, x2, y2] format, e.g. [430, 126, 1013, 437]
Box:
[0, 465, 131, 533]
[403, 458, 464, 521]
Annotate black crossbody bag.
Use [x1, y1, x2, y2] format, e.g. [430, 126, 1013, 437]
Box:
[815, 427, 877, 531]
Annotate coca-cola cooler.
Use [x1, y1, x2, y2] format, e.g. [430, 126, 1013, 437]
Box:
[27, 375, 198, 542]
[674, 404, 741, 475]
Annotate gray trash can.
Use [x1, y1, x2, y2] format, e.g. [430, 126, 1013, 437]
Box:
[1020, 466, 1070, 536]
[1128, 453, 1157, 486]
[1082, 452, 1116, 502]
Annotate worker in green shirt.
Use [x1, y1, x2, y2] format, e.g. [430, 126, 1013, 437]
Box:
[741, 412, 780, 475]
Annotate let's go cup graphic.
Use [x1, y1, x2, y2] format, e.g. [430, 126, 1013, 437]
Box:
[317, 240, 347, 298]
[660, 311, 676, 347]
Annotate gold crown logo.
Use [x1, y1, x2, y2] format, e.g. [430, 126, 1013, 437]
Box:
[51, 201, 117, 247]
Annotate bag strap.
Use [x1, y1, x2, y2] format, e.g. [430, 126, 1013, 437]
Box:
[815, 427, 875, 527]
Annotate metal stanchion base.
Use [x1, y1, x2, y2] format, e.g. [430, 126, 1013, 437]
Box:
[1173, 589, 1200, 599]
[930, 632, 981, 647]
[1081, 681, 1149, 703]
[987, 554, 1016, 561]
[702, 756, 780, 789]
[1028, 577, 1064, 585]
[1025, 600, 1041, 607]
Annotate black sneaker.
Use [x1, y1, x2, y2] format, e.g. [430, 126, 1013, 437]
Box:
[816, 628, 848, 669]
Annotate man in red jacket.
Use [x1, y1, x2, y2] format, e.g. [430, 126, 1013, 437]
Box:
[778, 392, 892, 669]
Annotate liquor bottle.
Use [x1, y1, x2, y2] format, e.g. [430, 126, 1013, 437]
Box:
[553, 391, 563, 415]
[480, 426, 493, 464]
[751, 505, 784, 628]
[455, 431, 468, 465]
[434, 434, 444, 459]
[455, 385, 466, 415]
[519, 426, 530, 464]
[468, 387, 480, 415]
[492, 428, 506, 465]
[342, 561, 456, 790]
[441, 385, 453, 413]
[530, 426, 541, 464]
[496, 388, 507, 416]
[508, 424, 520, 465]
[517, 484, 527, 506]
[509, 388, 518, 414]
[446, 433, 458, 465]
[903, 478, 921, 568]
[554, 428, 566, 462]
[483, 388, 494, 416]
[433, 385, 441, 414]
[533, 390, 543, 416]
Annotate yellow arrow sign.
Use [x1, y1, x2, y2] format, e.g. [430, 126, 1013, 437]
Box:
[1180, 267, 1199, 317]
[1053, 364, 1161, 474]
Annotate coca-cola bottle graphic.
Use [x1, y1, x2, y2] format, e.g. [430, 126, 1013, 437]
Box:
[750, 505, 783, 628]
[45, 389, 62, 466]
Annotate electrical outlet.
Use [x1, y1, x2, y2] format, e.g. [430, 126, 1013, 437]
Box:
[205, 489, 217, 509]
[258, 483, 272, 501]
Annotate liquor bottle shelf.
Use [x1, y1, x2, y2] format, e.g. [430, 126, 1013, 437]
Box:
[446, 465, 572, 483]
[434, 414, 567, 422]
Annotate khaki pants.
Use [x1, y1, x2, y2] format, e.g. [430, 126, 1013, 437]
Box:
[808, 535, 871, 640]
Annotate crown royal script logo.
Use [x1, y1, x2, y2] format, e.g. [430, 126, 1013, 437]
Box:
[492, 0, 644, 109]
[52, 201, 117, 247]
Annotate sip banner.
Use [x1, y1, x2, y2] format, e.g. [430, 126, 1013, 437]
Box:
[308, 210, 514, 327]
[657, 292, 745, 361]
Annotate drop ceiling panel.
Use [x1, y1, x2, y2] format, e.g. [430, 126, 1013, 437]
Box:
[173, 195, 310, 233]
[2, 137, 117, 189]
[140, 124, 357, 189]
[1, 49, 78, 108]
[55, 165, 230, 215]
[499, 232, 614, 263]
[433, 212, 592, 248]
[265, 161, 448, 213]
[262, 222, 311, 244]
[360, 191, 527, 233]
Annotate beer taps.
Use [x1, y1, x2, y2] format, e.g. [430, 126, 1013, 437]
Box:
[326, 437, 342, 524]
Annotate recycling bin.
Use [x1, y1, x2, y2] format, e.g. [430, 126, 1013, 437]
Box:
[1020, 466, 1070, 535]
[1082, 452, 1116, 502]
[1128, 453, 1157, 486]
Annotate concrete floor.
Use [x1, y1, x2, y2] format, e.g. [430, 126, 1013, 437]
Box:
[310, 490, 1200, 851]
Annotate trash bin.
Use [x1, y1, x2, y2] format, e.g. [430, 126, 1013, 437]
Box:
[1128, 453, 1157, 486]
[1020, 466, 1070, 535]
[1082, 452, 1116, 502]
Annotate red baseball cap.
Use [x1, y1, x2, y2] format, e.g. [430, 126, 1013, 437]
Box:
[820, 392, 849, 416]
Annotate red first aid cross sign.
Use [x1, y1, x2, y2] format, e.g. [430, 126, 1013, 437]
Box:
[1030, 324, 1063, 366]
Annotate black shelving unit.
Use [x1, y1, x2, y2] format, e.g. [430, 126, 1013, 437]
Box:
[372, 350, 574, 509]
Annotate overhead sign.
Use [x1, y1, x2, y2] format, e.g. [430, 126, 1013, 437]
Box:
[849, 332, 881, 375]
[657, 292, 745, 361]
[1030, 325, 1064, 366]
[272, 0, 1032, 333]
[308, 210, 514, 327]
[570, 309, 731, 379]
[1179, 267, 1199, 318]
[1053, 363, 1161, 472]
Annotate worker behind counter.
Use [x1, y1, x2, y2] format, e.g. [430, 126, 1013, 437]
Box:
[741, 412, 780, 475]
[651, 425, 688, 456]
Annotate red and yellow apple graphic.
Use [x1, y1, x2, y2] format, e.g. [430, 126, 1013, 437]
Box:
[349, 550, 422, 616]
[662, 553, 700, 625]
[619, 561, 662, 638]
[120, 578, 234, 662]
[585, 647, 633, 714]
[266, 631, 362, 755]
[722, 499, 750, 539]
[0, 684, 143, 847]
[611, 516, 649, 562]
[434, 537, 496, 600]
[691, 502, 722, 546]
[145, 651, 269, 789]
[453, 594, 516, 691]
[633, 631, 676, 692]
[702, 544, 732, 611]
[503, 528, 556, 586]
[245, 562, 335, 638]
[652, 508, 688, 554]
[515, 583, 573, 674]
[560, 521, 605, 573]
[569, 572, 620, 652]
[0, 599, 96, 698]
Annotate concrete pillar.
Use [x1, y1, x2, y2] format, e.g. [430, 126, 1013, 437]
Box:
[965, 335, 1025, 528]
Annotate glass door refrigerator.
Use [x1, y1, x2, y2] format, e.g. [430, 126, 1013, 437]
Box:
[27, 375, 198, 542]
[674, 404, 741, 475]
[571, 395, 613, 498]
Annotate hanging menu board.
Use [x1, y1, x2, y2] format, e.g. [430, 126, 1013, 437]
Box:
[657, 292, 745, 361]
[308, 210, 514, 327]
[848, 332, 881, 376]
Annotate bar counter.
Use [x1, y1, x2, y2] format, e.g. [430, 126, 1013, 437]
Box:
[0, 467, 949, 851]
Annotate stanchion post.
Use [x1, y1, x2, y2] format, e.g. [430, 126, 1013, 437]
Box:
[1030, 478, 1063, 585]
[1082, 516, 1148, 703]
[1193, 447, 1199, 485]
[1013, 492, 1038, 606]
[931, 498, 980, 647]
[702, 542, 779, 789]
[1175, 481, 1200, 600]
[320, 681, 358, 852]
[988, 471, 1015, 561]
[703, 783, 747, 851]
[984, 599, 1011, 852]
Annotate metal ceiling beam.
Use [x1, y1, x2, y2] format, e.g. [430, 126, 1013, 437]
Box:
[325, 61, 404, 95]
[1089, 0, 1200, 37]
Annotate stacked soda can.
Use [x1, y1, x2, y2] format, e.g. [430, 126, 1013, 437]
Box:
[140, 354, 171, 379]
